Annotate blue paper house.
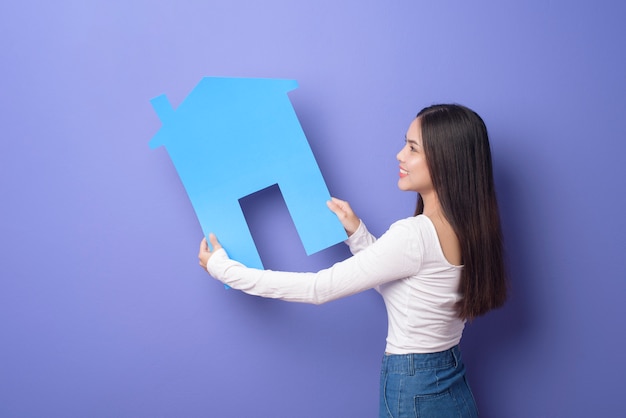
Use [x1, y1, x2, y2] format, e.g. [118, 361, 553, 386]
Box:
[150, 77, 346, 269]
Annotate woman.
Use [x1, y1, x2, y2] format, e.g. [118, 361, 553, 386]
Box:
[199, 103, 507, 417]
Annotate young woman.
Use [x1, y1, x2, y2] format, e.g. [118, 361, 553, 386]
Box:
[198, 103, 508, 418]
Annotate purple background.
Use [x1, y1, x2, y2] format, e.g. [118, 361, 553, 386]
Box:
[1, 1, 625, 417]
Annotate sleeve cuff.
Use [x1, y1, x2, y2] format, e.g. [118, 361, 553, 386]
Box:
[206, 247, 233, 280]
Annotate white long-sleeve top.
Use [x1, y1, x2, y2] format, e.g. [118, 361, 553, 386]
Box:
[206, 215, 466, 354]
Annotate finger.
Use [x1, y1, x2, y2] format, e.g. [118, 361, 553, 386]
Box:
[208, 233, 222, 251]
[326, 199, 339, 212]
[327, 204, 344, 222]
[329, 198, 353, 218]
[327, 198, 344, 213]
[329, 196, 345, 208]
[199, 237, 208, 253]
[333, 197, 353, 213]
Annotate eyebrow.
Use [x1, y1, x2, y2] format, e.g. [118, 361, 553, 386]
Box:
[404, 136, 421, 146]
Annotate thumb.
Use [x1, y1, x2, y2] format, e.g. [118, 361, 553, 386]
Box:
[208, 233, 222, 251]
[327, 197, 344, 214]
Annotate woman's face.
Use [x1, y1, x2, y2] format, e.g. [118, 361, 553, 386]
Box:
[396, 118, 433, 193]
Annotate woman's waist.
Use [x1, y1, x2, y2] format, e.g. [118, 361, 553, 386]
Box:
[382, 345, 463, 373]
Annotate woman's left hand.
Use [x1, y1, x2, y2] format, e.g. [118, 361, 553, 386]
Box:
[198, 233, 222, 271]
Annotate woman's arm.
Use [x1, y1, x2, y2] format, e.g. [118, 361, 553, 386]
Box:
[326, 197, 360, 236]
[326, 197, 377, 254]
[199, 220, 422, 304]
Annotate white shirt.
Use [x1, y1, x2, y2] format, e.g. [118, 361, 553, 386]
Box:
[206, 215, 465, 354]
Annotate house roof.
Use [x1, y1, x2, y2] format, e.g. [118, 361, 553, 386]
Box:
[150, 77, 299, 149]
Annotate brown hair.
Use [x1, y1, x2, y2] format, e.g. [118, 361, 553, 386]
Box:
[415, 104, 508, 320]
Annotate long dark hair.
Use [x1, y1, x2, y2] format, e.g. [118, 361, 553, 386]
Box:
[415, 104, 507, 320]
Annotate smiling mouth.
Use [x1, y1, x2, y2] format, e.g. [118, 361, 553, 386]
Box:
[399, 168, 408, 178]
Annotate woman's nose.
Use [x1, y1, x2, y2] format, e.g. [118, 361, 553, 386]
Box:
[396, 147, 404, 162]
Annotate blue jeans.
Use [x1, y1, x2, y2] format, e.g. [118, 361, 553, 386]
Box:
[379, 346, 478, 418]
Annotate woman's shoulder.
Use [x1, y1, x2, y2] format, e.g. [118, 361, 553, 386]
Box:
[397, 215, 461, 267]
[385, 215, 437, 245]
[390, 214, 435, 231]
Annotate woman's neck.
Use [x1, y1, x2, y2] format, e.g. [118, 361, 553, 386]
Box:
[420, 191, 443, 218]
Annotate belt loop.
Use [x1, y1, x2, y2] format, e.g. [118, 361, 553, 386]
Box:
[408, 354, 414, 376]
[451, 345, 459, 368]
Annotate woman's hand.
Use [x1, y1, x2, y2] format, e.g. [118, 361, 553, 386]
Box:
[198, 233, 222, 271]
[327, 197, 360, 236]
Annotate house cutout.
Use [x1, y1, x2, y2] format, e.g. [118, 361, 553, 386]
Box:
[150, 76, 347, 269]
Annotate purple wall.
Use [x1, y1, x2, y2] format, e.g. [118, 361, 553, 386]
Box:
[1, 1, 625, 416]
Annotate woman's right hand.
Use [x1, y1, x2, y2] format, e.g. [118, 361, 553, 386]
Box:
[327, 197, 360, 237]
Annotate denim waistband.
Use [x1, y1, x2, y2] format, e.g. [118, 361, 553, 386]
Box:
[381, 345, 461, 375]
